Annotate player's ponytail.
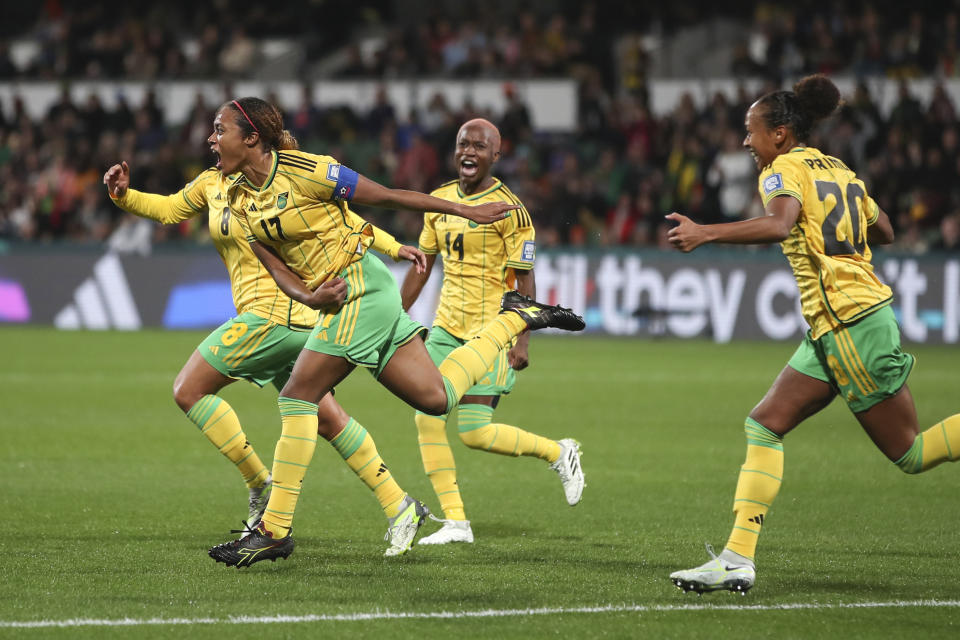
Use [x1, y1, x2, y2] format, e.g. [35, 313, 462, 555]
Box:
[277, 129, 299, 151]
[224, 97, 297, 151]
[757, 74, 841, 143]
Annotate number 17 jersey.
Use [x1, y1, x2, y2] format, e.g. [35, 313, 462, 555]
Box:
[759, 146, 892, 339]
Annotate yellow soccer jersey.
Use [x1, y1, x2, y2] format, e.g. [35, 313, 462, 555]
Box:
[759, 147, 892, 339]
[111, 168, 319, 327]
[419, 179, 535, 339]
[229, 150, 401, 289]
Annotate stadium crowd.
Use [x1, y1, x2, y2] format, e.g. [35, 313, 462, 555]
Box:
[1, 1, 959, 252]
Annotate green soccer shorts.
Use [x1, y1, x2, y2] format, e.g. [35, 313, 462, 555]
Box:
[304, 252, 426, 378]
[423, 325, 517, 397]
[198, 311, 311, 390]
[787, 305, 915, 413]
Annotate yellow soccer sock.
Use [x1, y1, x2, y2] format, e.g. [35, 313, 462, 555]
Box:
[725, 418, 783, 561]
[261, 397, 319, 538]
[186, 395, 268, 488]
[458, 404, 562, 462]
[437, 313, 527, 412]
[895, 414, 960, 473]
[416, 411, 465, 520]
[331, 418, 407, 518]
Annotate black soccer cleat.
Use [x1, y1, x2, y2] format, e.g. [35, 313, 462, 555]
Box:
[500, 290, 585, 332]
[208, 521, 295, 568]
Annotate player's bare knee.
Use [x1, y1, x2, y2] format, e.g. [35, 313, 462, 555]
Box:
[172, 380, 199, 413]
[420, 389, 449, 416]
[315, 412, 345, 440]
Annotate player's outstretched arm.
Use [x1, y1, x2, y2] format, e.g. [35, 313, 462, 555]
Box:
[352, 175, 518, 224]
[248, 239, 347, 313]
[103, 160, 201, 223]
[400, 252, 437, 311]
[666, 195, 800, 252]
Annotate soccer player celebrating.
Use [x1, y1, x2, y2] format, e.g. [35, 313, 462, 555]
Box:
[200, 97, 585, 567]
[399, 119, 585, 545]
[666, 74, 960, 594]
[104, 154, 433, 557]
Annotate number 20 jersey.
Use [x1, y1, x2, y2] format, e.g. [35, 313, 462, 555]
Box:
[758, 146, 892, 340]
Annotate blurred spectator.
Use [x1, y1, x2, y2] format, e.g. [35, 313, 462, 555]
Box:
[931, 212, 960, 251]
[706, 130, 755, 221]
[2, 1, 960, 253]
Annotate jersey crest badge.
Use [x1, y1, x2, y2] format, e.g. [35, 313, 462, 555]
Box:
[277, 192, 288, 209]
[522, 240, 536, 262]
[763, 173, 784, 195]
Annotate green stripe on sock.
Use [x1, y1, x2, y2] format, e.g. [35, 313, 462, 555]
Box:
[744, 417, 783, 450]
[274, 458, 309, 469]
[941, 422, 954, 461]
[741, 467, 782, 482]
[280, 434, 318, 443]
[735, 498, 771, 508]
[895, 434, 924, 474]
[458, 404, 494, 433]
[354, 455, 377, 473]
[187, 395, 221, 428]
[278, 396, 319, 416]
[331, 418, 366, 459]
[217, 430, 243, 450]
[415, 409, 449, 419]
[442, 378, 459, 413]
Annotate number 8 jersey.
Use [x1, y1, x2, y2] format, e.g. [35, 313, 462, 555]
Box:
[759, 146, 892, 339]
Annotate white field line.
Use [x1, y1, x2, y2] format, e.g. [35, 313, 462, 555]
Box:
[3, 600, 960, 629]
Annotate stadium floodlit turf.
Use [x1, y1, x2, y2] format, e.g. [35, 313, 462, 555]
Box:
[2, 327, 959, 638]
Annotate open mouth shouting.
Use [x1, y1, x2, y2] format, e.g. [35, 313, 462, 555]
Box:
[460, 158, 479, 178]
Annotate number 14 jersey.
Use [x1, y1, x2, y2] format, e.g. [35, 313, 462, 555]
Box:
[419, 179, 536, 340]
[759, 146, 892, 339]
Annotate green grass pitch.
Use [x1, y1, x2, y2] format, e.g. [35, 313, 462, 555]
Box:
[2, 327, 958, 638]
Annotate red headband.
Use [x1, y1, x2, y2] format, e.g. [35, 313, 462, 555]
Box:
[232, 100, 259, 133]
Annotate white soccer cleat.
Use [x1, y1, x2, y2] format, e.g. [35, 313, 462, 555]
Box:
[550, 438, 585, 505]
[670, 544, 756, 595]
[418, 516, 474, 545]
[245, 473, 272, 532]
[384, 495, 430, 557]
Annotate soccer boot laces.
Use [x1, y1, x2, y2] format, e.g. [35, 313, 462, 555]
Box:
[670, 543, 756, 595]
[208, 520, 294, 568]
[500, 290, 585, 332]
[384, 495, 430, 557]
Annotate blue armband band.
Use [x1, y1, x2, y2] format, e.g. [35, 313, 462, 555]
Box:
[328, 164, 359, 201]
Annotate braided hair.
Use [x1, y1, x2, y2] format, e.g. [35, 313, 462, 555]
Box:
[756, 74, 841, 143]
